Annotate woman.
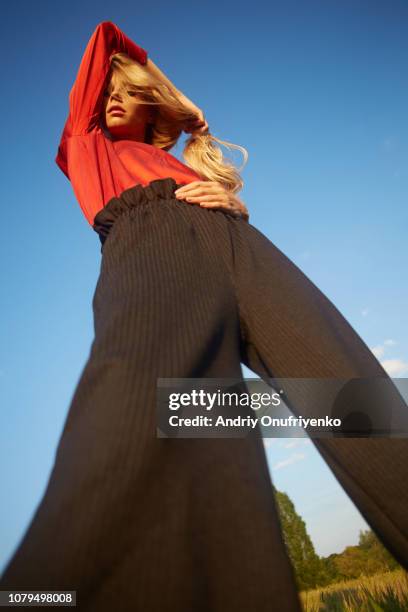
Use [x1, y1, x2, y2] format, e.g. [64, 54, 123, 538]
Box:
[1, 20, 407, 612]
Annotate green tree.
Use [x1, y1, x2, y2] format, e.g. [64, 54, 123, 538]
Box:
[273, 486, 323, 591]
[324, 529, 401, 582]
[333, 545, 368, 579]
[358, 528, 400, 573]
[272, 492, 402, 592]
[319, 554, 341, 586]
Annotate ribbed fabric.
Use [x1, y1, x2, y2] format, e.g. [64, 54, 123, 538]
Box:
[232, 219, 408, 571]
[1, 177, 407, 611]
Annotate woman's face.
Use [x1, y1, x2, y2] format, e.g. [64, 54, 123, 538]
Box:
[102, 74, 154, 141]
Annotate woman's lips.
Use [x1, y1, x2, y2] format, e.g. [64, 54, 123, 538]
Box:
[110, 110, 125, 116]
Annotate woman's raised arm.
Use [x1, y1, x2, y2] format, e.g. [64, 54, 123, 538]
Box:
[55, 21, 147, 176]
[69, 21, 148, 134]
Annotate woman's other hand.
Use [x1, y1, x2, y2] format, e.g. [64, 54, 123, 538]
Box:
[174, 181, 249, 222]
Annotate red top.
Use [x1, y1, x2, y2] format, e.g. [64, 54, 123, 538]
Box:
[55, 21, 202, 227]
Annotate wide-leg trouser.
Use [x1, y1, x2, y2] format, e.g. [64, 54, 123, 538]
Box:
[0, 178, 407, 612]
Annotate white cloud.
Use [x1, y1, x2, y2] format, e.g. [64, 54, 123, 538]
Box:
[371, 345, 385, 359]
[273, 452, 306, 471]
[380, 359, 408, 377]
[370, 339, 407, 376]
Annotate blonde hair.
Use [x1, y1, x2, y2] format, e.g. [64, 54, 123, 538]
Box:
[104, 53, 248, 194]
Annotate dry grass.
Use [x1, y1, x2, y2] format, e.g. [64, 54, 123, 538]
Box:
[299, 569, 408, 611]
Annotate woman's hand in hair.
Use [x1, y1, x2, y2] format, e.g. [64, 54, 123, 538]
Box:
[174, 181, 249, 222]
[175, 92, 209, 135]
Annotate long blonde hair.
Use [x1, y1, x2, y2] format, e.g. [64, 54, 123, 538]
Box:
[105, 53, 248, 193]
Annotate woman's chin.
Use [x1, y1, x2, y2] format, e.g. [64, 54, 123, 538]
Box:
[106, 125, 130, 140]
[106, 122, 126, 134]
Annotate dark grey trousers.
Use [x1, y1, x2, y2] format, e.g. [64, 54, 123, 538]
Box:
[1, 178, 407, 611]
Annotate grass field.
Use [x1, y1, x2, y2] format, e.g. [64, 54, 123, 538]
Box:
[299, 569, 408, 611]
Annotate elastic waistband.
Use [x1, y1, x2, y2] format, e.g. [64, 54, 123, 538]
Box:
[93, 177, 184, 247]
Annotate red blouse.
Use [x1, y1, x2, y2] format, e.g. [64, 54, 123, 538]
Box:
[55, 21, 202, 227]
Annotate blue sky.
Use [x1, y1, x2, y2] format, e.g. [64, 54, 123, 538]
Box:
[1, 0, 407, 572]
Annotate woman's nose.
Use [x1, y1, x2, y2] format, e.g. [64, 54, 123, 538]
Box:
[109, 88, 123, 101]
